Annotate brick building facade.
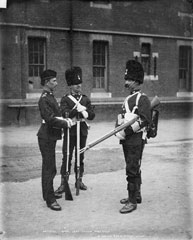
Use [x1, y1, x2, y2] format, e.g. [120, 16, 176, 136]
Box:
[0, 0, 193, 125]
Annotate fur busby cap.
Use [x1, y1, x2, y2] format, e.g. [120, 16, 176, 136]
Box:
[65, 66, 82, 86]
[40, 69, 57, 86]
[124, 60, 144, 84]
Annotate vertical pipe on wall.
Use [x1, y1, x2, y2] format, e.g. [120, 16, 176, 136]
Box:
[69, 0, 73, 67]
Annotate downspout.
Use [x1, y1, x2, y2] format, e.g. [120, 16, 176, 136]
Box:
[69, 0, 73, 67]
[20, 1, 27, 99]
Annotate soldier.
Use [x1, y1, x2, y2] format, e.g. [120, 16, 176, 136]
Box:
[37, 69, 72, 211]
[55, 66, 95, 193]
[116, 60, 151, 214]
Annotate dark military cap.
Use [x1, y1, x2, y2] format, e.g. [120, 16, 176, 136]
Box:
[124, 60, 144, 84]
[65, 66, 82, 86]
[40, 69, 57, 86]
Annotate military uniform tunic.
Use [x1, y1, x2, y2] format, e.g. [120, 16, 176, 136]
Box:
[120, 91, 151, 190]
[37, 90, 68, 205]
[60, 93, 95, 176]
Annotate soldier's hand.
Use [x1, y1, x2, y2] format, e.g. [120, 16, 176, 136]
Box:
[65, 118, 73, 128]
[81, 110, 88, 119]
[55, 116, 64, 121]
[124, 112, 137, 123]
[71, 117, 77, 126]
[76, 103, 86, 112]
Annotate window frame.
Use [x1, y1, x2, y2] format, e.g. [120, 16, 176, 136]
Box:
[28, 37, 47, 91]
[92, 40, 109, 92]
[179, 45, 192, 92]
[141, 42, 151, 76]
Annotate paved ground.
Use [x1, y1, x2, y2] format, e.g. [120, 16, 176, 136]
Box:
[0, 118, 193, 240]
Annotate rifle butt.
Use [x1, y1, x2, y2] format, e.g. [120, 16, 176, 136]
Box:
[151, 95, 160, 109]
[64, 177, 73, 201]
[76, 167, 80, 196]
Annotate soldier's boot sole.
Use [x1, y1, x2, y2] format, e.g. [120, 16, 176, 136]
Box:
[119, 202, 137, 214]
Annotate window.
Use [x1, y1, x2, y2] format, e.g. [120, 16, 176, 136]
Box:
[93, 41, 108, 90]
[179, 46, 192, 92]
[141, 43, 151, 76]
[28, 37, 46, 90]
[137, 41, 158, 80]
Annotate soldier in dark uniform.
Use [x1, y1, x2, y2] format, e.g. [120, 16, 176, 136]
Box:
[55, 66, 95, 193]
[117, 60, 151, 214]
[37, 69, 72, 211]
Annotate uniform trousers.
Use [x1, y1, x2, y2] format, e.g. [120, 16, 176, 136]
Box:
[61, 134, 87, 178]
[38, 138, 57, 205]
[122, 140, 145, 189]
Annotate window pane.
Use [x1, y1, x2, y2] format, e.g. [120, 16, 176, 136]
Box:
[39, 53, 44, 64]
[29, 53, 33, 64]
[34, 66, 39, 76]
[34, 53, 39, 64]
[29, 66, 34, 77]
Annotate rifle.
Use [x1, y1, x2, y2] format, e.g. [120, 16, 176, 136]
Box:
[79, 115, 138, 154]
[64, 118, 73, 200]
[150, 95, 160, 109]
[147, 95, 160, 138]
[79, 95, 160, 154]
[76, 115, 81, 196]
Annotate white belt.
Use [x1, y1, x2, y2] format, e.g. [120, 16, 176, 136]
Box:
[42, 118, 85, 124]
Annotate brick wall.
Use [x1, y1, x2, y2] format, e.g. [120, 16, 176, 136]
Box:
[0, 0, 193, 125]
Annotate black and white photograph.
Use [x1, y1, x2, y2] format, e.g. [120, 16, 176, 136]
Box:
[0, 0, 193, 239]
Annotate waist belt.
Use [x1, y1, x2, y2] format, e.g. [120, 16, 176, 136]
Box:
[41, 119, 61, 129]
[42, 118, 86, 124]
[79, 119, 86, 122]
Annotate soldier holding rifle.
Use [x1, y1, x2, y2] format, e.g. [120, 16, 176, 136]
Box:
[55, 67, 95, 194]
[116, 60, 152, 214]
[37, 69, 73, 211]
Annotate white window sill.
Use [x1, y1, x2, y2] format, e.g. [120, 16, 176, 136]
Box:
[91, 92, 112, 98]
[90, 2, 112, 9]
[26, 93, 41, 99]
[144, 75, 159, 81]
[177, 92, 193, 97]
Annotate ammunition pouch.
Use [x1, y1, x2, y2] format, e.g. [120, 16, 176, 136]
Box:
[147, 109, 159, 139]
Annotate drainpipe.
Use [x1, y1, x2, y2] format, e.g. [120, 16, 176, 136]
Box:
[69, 0, 73, 67]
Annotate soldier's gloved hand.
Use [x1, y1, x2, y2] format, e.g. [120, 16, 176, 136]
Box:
[55, 116, 73, 128]
[55, 116, 64, 121]
[115, 130, 125, 140]
[124, 112, 137, 123]
[117, 114, 124, 126]
[65, 118, 73, 128]
[76, 103, 86, 112]
[71, 117, 77, 125]
[81, 110, 88, 119]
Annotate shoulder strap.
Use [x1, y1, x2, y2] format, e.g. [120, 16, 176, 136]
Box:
[131, 92, 141, 113]
[68, 95, 83, 109]
[124, 92, 139, 113]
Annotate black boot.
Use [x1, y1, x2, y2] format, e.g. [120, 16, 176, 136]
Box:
[55, 176, 68, 194]
[136, 184, 142, 204]
[119, 201, 137, 214]
[120, 184, 142, 204]
[120, 183, 137, 214]
[75, 177, 87, 190]
[120, 190, 137, 214]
